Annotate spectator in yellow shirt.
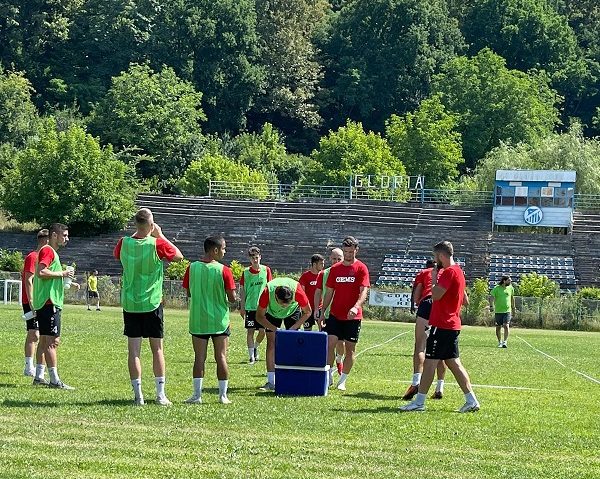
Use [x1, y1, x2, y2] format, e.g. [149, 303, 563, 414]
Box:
[87, 270, 101, 311]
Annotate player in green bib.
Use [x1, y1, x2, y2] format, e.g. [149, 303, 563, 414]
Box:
[314, 248, 345, 376]
[114, 208, 183, 406]
[239, 246, 271, 364]
[34, 223, 80, 390]
[255, 277, 312, 390]
[182, 236, 236, 405]
[489, 276, 515, 348]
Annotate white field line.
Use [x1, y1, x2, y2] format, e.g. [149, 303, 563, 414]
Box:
[355, 331, 410, 358]
[516, 335, 600, 386]
[389, 379, 564, 392]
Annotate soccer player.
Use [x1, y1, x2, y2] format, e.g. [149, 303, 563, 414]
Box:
[400, 241, 480, 413]
[298, 254, 324, 331]
[239, 246, 272, 364]
[33, 223, 80, 389]
[321, 236, 370, 391]
[86, 270, 100, 311]
[114, 208, 183, 406]
[255, 277, 312, 390]
[182, 236, 236, 405]
[402, 259, 447, 400]
[21, 229, 49, 380]
[489, 276, 515, 348]
[314, 248, 345, 375]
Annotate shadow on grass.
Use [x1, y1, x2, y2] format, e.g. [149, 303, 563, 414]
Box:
[0, 383, 18, 388]
[342, 391, 400, 401]
[2, 399, 60, 408]
[331, 406, 399, 414]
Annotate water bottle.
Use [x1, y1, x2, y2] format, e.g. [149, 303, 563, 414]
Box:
[64, 265, 75, 289]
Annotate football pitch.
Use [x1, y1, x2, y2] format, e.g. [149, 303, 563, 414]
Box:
[0, 305, 598, 479]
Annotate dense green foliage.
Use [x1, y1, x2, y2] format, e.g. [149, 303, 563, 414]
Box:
[2, 120, 137, 233]
[1, 0, 600, 216]
[165, 259, 190, 281]
[0, 248, 24, 272]
[517, 272, 559, 298]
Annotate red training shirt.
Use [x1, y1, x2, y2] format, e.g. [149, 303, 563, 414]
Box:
[113, 235, 178, 261]
[21, 250, 38, 304]
[429, 264, 465, 330]
[239, 265, 273, 285]
[299, 270, 320, 310]
[182, 260, 236, 291]
[413, 267, 434, 304]
[257, 285, 309, 310]
[325, 260, 370, 320]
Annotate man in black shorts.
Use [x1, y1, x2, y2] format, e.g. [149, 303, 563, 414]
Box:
[400, 241, 479, 413]
[321, 237, 370, 391]
[255, 277, 311, 390]
[21, 229, 49, 381]
[114, 208, 183, 406]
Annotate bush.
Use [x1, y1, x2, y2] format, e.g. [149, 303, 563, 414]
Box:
[577, 287, 600, 300]
[0, 249, 24, 272]
[517, 272, 559, 298]
[463, 277, 491, 325]
[178, 153, 269, 199]
[2, 119, 137, 234]
[166, 259, 190, 280]
[229, 260, 244, 282]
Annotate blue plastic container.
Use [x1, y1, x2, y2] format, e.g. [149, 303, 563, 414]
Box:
[274, 330, 328, 368]
[275, 366, 330, 396]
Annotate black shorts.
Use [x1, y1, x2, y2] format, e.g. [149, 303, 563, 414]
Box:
[23, 303, 38, 331]
[123, 305, 164, 338]
[88, 290, 99, 299]
[325, 315, 361, 343]
[36, 303, 62, 337]
[192, 326, 231, 340]
[425, 327, 460, 360]
[244, 311, 264, 330]
[265, 308, 301, 332]
[303, 316, 316, 329]
[495, 313, 511, 326]
[416, 296, 432, 320]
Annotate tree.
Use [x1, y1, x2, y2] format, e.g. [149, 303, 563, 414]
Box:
[466, 122, 600, 195]
[318, 0, 464, 132]
[517, 272, 559, 298]
[178, 153, 269, 199]
[0, 68, 38, 145]
[385, 95, 463, 188]
[251, 0, 327, 132]
[432, 48, 560, 169]
[144, 0, 264, 133]
[89, 63, 205, 185]
[462, 0, 593, 121]
[2, 120, 137, 234]
[305, 120, 406, 193]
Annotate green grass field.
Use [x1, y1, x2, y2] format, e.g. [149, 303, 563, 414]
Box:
[0, 304, 599, 479]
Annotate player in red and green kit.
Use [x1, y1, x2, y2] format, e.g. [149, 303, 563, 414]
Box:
[239, 246, 272, 364]
[182, 236, 236, 405]
[114, 208, 183, 406]
[255, 278, 312, 390]
[298, 254, 324, 331]
[314, 248, 344, 375]
[33, 223, 80, 389]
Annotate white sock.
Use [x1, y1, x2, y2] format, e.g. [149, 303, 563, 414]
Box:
[267, 371, 275, 385]
[192, 377, 203, 397]
[436, 379, 445, 393]
[338, 372, 348, 385]
[248, 347, 254, 359]
[25, 357, 34, 370]
[329, 368, 334, 383]
[49, 367, 60, 384]
[335, 354, 344, 363]
[131, 378, 143, 399]
[155, 376, 166, 399]
[218, 379, 228, 397]
[415, 393, 427, 406]
[412, 373, 421, 386]
[465, 391, 478, 404]
[35, 364, 46, 380]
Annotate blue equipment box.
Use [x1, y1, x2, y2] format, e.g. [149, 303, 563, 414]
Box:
[274, 330, 328, 368]
[275, 366, 330, 396]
